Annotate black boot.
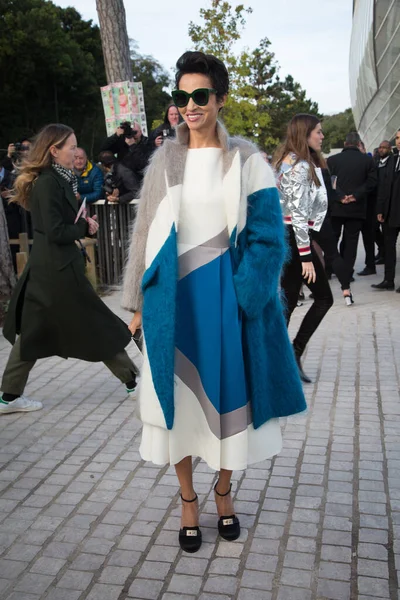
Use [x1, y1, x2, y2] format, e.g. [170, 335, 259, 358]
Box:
[293, 346, 312, 383]
[357, 266, 376, 276]
[371, 280, 395, 290]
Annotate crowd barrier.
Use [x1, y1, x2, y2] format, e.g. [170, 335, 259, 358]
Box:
[9, 200, 138, 289]
[89, 199, 138, 287]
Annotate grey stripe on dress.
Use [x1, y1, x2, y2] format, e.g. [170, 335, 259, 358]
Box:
[175, 348, 251, 440]
[179, 228, 230, 280]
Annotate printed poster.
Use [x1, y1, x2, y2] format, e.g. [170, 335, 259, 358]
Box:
[101, 81, 148, 138]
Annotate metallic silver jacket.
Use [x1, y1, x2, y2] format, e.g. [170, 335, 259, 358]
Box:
[277, 156, 328, 256]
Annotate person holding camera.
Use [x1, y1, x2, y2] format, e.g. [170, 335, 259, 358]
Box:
[150, 105, 182, 148]
[99, 151, 140, 204]
[100, 121, 152, 186]
[2, 138, 32, 172]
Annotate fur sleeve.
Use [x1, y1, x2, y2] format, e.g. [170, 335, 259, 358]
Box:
[121, 147, 166, 313]
[234, 153, 286, 318]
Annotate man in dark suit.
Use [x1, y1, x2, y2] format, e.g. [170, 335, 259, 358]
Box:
[372, 130, 400, 291]
[327, 132, 377, 278]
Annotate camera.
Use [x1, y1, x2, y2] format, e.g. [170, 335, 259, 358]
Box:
[119, 122, 137, 139]
[14, 143, 30, 152]
[103, 172, 115, 196]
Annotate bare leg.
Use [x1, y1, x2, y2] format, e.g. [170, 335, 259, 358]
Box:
[214, 469, 235, 516]
[174, 456, 198, 528]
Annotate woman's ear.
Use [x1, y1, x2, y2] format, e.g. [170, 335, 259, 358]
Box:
[49, 145, 58, 159]
[218, 94, 228, 109]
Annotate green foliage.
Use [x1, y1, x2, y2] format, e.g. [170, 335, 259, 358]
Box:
[188, 0, 320, 151]
[130, 41, 172, 133]
[0, 0, 106, 156]
[0, 0, 172, 158]
[321, 108, 356, 153]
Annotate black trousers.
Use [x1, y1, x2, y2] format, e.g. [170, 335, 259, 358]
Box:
[361, 206, 377, 270]
[383, 224, 400, 283]
[331, 217, 363, 275]
[312, 217, 352, 290]
[281, 227, 333, 356]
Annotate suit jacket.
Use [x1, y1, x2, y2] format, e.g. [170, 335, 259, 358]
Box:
[376, 154, 400, 227]
[327, 147, 377, 219]
[122, 121, 306, 431]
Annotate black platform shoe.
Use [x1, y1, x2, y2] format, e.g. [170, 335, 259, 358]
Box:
[293, 346, 312, 383]
[214, 482, 240, 541]
[178, 493, 202, 553]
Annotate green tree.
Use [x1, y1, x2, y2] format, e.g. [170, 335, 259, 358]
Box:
[321, 108, 356, 153]
[188, 0, 320, 151]
[0, 0, 106, 155]
[0, 0, 171, 157]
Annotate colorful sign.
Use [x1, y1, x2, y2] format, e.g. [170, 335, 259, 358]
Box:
[100, 81, 148, 137]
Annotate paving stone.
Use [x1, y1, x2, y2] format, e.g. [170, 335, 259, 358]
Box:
[15, 573, 55, 595]
[319, 561, 351, 581]
[86, 584, 123, 600]
[168, 574, 203, 595]
[30, 557, 66, 575]
[175, 557, 209, 576]
[0, 559, 30, 579]
[57, 570, 94, 591]
[280, 567, 312, 588]
[276, 586, 312, 600]
[317, 579, 351, 600]
[70, 553, 106, 571]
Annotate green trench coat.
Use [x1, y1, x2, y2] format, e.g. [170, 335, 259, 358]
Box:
[3, 168, 131, 362]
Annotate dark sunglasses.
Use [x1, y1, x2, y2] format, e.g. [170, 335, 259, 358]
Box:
[171, 88, 217, 108]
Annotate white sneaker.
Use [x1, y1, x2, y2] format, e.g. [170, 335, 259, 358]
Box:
[0, 395, 43, 414]
[127, 387, 137, 401]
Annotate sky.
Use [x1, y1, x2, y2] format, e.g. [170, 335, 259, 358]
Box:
[55, 0, 353, 115]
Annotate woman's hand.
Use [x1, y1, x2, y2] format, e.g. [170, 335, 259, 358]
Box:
[302, 261, 316, 284]
[154, 135, 163, 147]
[377, 214, 384, 223]
[128, 311, 142, 336]
[87, 215, 99, 235]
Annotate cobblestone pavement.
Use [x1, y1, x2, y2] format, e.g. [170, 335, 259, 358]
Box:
[0, 256, 399, 600]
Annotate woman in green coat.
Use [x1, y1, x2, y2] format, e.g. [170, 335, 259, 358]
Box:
[0, 124, 138, 414]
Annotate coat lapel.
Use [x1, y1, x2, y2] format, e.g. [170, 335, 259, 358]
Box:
[50, 169, 79, 216]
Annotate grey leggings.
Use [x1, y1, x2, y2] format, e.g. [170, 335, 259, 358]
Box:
[1, 337, 139, 396]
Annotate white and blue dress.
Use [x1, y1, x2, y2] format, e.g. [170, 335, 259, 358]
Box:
[140, 148, 282, 470]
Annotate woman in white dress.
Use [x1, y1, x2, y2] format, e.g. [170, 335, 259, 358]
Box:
[123, 51, 306, 552]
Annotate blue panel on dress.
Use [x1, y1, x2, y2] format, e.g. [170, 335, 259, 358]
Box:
[175, 250, 247, 415]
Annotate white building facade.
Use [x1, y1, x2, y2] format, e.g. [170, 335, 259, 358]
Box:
[350, 0, 400, 150]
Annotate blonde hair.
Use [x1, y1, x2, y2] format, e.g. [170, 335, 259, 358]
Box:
[10, 123, 74, 210]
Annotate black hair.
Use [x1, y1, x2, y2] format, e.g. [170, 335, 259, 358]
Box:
[175, 51, 229, 100]
[345, 132, 361, 147]
[98, 151, 116, 168]
[163, 104, 183, 126]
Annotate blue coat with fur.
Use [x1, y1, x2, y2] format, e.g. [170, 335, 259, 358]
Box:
[122, 122, 306, 431]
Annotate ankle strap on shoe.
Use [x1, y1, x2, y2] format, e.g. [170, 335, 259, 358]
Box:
[214, 481, 232, 497]
[180, 492, 198, 503]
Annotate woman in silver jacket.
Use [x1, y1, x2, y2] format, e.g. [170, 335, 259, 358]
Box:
[275, 114, 333, 383]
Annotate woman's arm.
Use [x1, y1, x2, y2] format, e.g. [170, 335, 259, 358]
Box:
[234, 153, 286, 318]
[38, 177, 88, 244]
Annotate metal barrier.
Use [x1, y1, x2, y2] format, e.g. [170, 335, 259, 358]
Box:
[89, 200, 138, 287]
